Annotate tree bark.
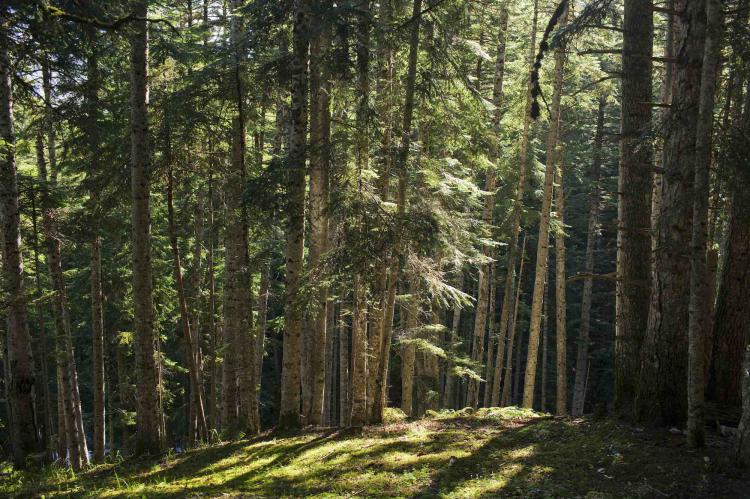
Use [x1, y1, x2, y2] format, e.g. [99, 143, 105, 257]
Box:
[279, 0, 310, 430]
[522, 5, 568, 409]
[710, 80, 750, 408]
[0, 32, 42, 468]
[502, 234, 527, 406]
[571, 98, 605, 417]
[306, 2, 331, 427]
[687, 0, 721, 447]
[130, 0, 162, 454]
[85, 32, 106, 463]
[640, 0, 706, 426]
[614, 0, 654, 416]
[554, 166, 568, 416]
[39, 62, 89, 468]
[495, 0, 538, 409]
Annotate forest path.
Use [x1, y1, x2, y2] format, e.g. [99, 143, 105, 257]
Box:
[3, 407, 748, 498]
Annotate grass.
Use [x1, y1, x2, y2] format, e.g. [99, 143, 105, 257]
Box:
[2, 407, 748, 498]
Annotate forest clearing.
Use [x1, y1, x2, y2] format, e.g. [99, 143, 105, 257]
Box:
[1, 0, 750, 496]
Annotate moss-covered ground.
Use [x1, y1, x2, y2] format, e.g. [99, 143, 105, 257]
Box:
[2, 407, 748, 498]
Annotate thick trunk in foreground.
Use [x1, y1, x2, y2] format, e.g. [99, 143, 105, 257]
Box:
[614, 0, 654, 416]
[571, 98, 605, 417]
[223, 0, 257, 435]
[522, 5, 568, 409]
[687, 0, 721, 448]
[279, 0, 310, 429]
[639, 0, 705, 426]
[0, 34, 41, 467]
[710, 81, 750, 408]
[130, 1, 162, 454]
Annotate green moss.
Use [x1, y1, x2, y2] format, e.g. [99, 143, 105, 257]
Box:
[2, 413, 746, 498]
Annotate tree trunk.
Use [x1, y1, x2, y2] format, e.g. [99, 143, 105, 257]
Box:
[350, 277, 368, 426]
[640, 0, 705, 426]
[540, 276, 549, 412]
[279, 0, 310, 430]
[554, 167, 568, 416]
[306, 2, 331, 427]
[0, 33, 42, 468]
[207, 173, 220, 431]
[687, 0, 721, 447]
[522, 5, 568, 409]
[737, 345, 750, 465]
[373, 0, 423, 424]
[368, 0, 394, 424]
[85, 33, 106, 464]
[710, 81, 750, 409]
[130, 0, 162, 454]
[571, 98, 605, 417]
[495, 0, 538, 410]
[614, 0, 654, 416]
[502, 234, 527, 406]
[401, 291, 418, 417]
[39, 61, 89, 468]
[483, 264, 498, 407]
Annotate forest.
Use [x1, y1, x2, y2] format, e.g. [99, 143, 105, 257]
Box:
[1, 0, 749, 497]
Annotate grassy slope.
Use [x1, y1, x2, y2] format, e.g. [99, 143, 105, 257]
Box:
[2, 408, 748, 498]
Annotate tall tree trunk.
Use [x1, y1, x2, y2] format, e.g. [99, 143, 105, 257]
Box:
[279, 0, 310, 430]
[207, 173, 220, 431]
[223, 0, 257, 435]
[687, 0, 721, 447]
[306, 2, 331, 427]
[39, 61, 89, 468]
[502, 234, 527, 406]
[373, 0, 423, 423]
[571, 98, 605, 417]
[639, 0, 706, 426]
[614, 0, 654, 416]
[443, 271, 463, 409]
[368, 0, 395, 424]
[466, 172, 497, 409]
[339, 303, 350, 426]
[554, 166, 568, 416]
[483, 264, 498, 406]
[495, 0, 538, 409]
[130, 0, 162, 454]
[483, 5, 510, 408]
[0, 32, 41, 468]
[348, 0, 371, 428]
[85, 30, 106, 464]
[540, 276, 549, 412]
[710, 80, 750, 408]
[522, 5, 568, 409]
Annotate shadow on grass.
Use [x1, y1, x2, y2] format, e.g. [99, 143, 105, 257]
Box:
[10, 417, 750, 498]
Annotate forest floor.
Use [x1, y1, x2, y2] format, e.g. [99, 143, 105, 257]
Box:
[2, 407, 749, 498]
